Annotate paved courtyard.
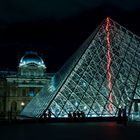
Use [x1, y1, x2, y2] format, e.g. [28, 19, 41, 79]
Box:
[0, 121, 140, 140]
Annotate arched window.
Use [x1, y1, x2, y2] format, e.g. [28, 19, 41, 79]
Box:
[11, 101, 17, 112]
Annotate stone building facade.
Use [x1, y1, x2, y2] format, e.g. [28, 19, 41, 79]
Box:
[0, 51, 53, 118]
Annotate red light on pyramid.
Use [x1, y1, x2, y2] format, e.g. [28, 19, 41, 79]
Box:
[105, 17, 113, 113]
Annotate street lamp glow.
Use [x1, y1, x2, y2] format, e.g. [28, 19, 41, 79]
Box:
[21, 102, 25, 106]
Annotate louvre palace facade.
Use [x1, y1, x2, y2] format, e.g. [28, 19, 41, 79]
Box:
[0, 51, 53, 118]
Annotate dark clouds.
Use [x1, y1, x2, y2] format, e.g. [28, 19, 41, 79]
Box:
[0, 0, 100, 22]
[0, 0, 140, 23]
[109, 0, 140, 11]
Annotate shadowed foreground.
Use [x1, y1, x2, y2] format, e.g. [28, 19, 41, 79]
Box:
[0, 121, 140, 140]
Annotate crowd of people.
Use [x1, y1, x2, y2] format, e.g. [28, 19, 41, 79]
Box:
[68, 111, 85, 119]
[40, 109, 52, 119]
[40, 107, 128, 124]
[40, 110, 86, 120]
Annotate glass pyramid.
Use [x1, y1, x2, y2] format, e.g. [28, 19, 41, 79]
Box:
[21, 17, 140, 118]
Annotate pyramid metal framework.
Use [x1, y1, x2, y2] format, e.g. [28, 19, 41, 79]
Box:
[21, 17, 140, 118]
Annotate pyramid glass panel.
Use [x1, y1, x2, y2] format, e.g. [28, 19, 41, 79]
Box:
[21, 17, 140, 118]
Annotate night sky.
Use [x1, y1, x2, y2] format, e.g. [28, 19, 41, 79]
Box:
[0, 0, 140, 73]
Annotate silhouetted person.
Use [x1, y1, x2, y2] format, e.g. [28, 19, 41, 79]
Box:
[117, 107, 122, 123]
[40, 114, 44, 119]
[122, 106, 127, 125]
[48, 109, 51, 119]
[73, 111, 76, 119]
[118, 108, 122, 117]
[77, 111, 81, 118]
[122, 106, 126, 117]
[68, 112, 72, 118]
[81, 111, 85, 118]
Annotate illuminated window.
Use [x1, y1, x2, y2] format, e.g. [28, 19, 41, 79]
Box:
[28, 88, 35, 97]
